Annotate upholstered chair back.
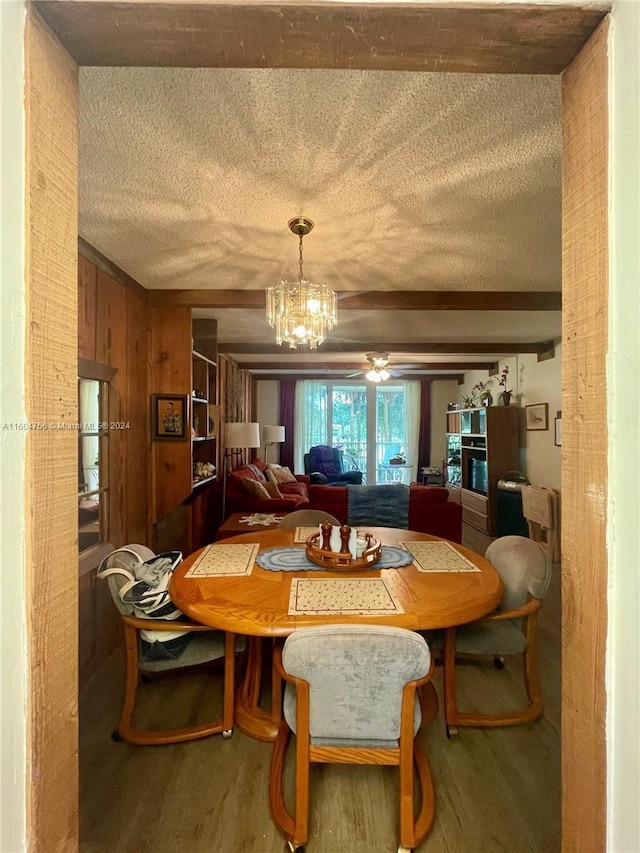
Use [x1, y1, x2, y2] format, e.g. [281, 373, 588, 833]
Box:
[282, 624, 431, 744]
[485, 535, 552, 612]
[277, 509, 340, 528]
[305, 444, 344, 477]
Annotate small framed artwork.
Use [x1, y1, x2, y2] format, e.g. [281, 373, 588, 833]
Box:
[554, 411, 562, 446]
[525, 403, 549, 431]
[152, 394, 188, 440]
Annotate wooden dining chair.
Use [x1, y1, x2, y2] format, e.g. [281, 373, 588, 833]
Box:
[436, 535, 552, 735]
[99, 545, 244, 746]
[276, 509, 340, 528]
[269, 624, 436, 853]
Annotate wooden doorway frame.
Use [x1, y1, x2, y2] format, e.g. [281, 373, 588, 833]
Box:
[24, 3, 610, 850]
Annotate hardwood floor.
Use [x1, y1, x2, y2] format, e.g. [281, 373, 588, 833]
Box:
[79, 525, 561, 852]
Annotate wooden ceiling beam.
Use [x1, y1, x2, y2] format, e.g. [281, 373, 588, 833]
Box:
[147, 289, 561, 311]
[34, 2, 605, 74]
[253, 373, 465, 382]
[219, 341, 554, 355]
[148, 290, 266, 308]
[338, 292, 561, 311]
[239, 361, 497, 372]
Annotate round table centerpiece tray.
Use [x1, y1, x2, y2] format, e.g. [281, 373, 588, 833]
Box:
[305, 530, 382, 572]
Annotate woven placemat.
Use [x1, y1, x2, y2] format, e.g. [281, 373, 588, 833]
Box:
[184, 543, 259, 577]
[288, 577, 404, 615]
[293, 526, 320, 543]
[401, 540, 480, 573]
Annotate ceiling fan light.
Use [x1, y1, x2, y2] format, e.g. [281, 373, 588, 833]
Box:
[379, 369, 390, 381]
[366, 369, 382, 382]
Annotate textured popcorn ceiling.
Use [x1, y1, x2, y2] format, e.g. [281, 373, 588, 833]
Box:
[79, 67, 562, 364]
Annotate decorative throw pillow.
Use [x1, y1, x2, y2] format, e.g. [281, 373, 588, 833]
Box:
[245, 463, 267, 482]
[241, 478, 270, 499]
[267, 465, 297, 485]
[264, 479, 284, 499]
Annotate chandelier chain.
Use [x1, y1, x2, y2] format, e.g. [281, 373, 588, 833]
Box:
[299, 233, 304, 284]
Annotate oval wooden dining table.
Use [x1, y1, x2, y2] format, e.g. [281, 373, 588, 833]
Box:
[170, 527, 503, 741]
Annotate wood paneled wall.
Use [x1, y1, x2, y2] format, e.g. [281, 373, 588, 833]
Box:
[78, 252, 149, 544]
[219, 354, 255, 467]
[147, 304, 193, 553]
[561, 19, 609, 852]
[78, 250, 150, 683]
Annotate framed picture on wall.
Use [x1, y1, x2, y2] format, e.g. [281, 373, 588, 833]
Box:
[525, 403, 549, 431]
[152, 394, 188, 440]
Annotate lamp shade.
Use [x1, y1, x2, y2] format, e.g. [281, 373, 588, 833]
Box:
[224, 422, 261, 449]
[263, 425, 285, 444]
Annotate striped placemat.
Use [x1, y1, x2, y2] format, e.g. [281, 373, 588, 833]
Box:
[288, 577, 404, 615]
[400, 540, 480, 573]
[184, 543, 259, 577]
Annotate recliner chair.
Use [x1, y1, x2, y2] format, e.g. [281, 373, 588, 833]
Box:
[303, 444, 363, 485]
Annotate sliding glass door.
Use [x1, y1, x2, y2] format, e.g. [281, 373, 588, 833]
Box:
[331, 384, 368, 479]
[376, 384, 410, 484]
[296, 380, 420, 484]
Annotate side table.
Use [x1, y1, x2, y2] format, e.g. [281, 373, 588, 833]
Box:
[380, 464, 414, 485]
[215, 511, 284, 540]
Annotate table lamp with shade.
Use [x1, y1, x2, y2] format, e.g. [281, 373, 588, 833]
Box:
[262, 425, 285, 464]
[222, 421, 261, 520]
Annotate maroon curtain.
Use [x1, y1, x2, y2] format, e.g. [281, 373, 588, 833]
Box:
[418, 379, 432, 470]
[279, 379, 296, 471]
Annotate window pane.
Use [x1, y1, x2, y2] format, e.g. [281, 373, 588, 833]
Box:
[296, 381, 328, 471]
[78, 376, 108, 553]
[79, 378, 100, 431]
[331, 385, 367, 479]
[78, 492, 101, 552]
[79, 435, 100, 492]
[376, 384, 407, 483]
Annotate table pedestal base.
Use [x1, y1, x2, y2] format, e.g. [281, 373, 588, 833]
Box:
[235, 637, 281, 742]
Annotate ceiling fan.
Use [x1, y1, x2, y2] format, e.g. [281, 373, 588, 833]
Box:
[346, 352, 416, 383]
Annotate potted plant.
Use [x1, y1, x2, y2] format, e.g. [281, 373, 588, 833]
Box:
[497, 365, 513, 406]
[461, 378, 494, 408]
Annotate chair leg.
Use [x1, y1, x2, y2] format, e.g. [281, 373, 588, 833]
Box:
[116, 626, 236, 746]
[271, 638, 284, 727]
[117, 623, 141, 740]
[269, 721, 297, 843]
[442, 626, 459, 734]
[523, 612, 542, 709]
[398, 731, 416, 850]
[399, 679, 435, 850]
[411, 742, 436, 847]
[293, 700, 311, 848]
[222, 631, 236, 736]
[269, 681, 311, 849]
[443, 613, 545, 729]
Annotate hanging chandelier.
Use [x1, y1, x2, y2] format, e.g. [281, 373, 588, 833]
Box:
[266, 217, 337, 350]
